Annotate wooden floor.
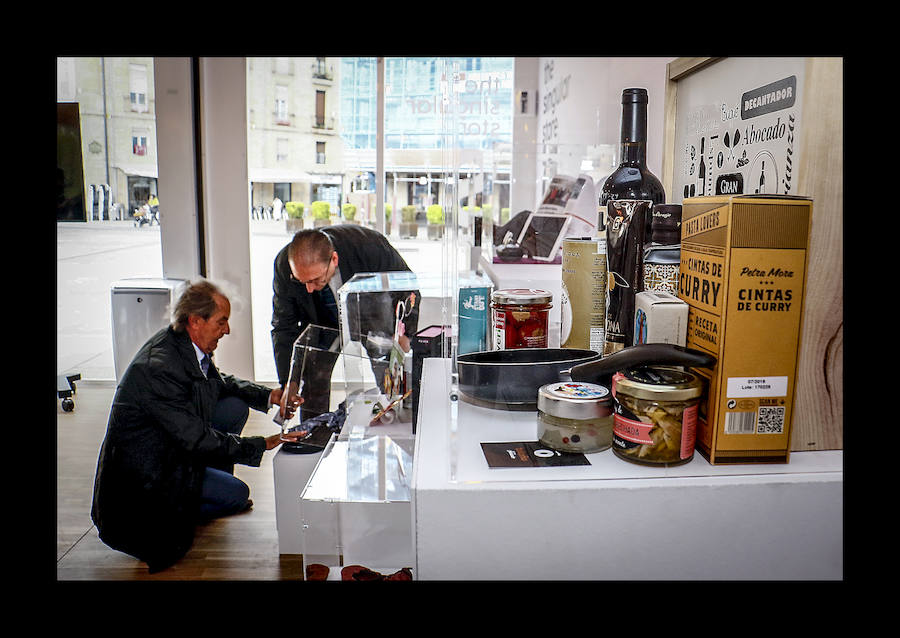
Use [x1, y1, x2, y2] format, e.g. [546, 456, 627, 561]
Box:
[55, 381, 303, 580]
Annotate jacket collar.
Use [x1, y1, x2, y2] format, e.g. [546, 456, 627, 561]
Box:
[168, 327, 217, 381]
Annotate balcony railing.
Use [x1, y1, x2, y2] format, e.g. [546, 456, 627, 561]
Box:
[312, 115, 335, 130]
[311, 63, 334, 81]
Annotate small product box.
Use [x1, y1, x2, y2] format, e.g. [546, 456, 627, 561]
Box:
[411, 325, 452, 433]
[633, 291, 688, 346]
[677, 195, 812, 464]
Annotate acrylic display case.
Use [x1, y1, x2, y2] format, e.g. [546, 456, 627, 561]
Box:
[279, 323, 383, 426]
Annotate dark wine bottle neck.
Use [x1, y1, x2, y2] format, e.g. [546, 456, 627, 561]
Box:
[620, 102, 648, 166]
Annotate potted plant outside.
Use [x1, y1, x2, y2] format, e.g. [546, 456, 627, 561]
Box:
[342, 203, 358, 224]
[399, 205, 418, 239]
[426, 204, 444, 240]
[311, 200, 331, 227]
[284, 201, 305, 233]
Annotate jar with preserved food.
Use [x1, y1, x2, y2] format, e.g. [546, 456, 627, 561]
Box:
[537, 382, 613, 454]
[612, 366, 702, 466]
[491, 288, 553, 349]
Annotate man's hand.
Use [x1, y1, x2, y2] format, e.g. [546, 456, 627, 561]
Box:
[264, 430, 307, 450]
[269, 384, 303, 420]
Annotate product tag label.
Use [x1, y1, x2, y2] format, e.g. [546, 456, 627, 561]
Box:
[492, 310, 506, 350]
[613, 413, 655, 445]
[726, 376, 788, 398]
[680, 404, 698, 459]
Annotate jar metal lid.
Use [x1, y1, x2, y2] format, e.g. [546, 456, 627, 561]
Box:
[614, 365, 703, 401]
[491, 288, 553, 306]
[538, 382, 611, 420]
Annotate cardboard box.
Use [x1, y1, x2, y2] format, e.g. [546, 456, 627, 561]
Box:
[633, 291, 688, 346]
[677, 195, 812, 464]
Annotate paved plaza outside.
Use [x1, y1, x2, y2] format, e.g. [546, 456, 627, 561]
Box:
[56, 218, 450, 384]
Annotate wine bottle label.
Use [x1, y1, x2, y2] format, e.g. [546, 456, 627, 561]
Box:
[604, 199, 652, 355]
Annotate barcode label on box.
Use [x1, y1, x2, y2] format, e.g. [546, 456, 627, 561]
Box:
[757, 406, 785, 434]
[724, 407, 786, 434]
[725, 411, 756, 434]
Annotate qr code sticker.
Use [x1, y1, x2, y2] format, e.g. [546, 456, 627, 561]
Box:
[757, 406, 785, 434]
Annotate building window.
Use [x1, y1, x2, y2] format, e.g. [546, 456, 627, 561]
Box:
[276, 138, 289, 163]
[132, 129, 148, 155]
[315, 90, 326, 127]
[313, 57, 331, 80]
[129, 64, 148, 113]
[316, 141, 325, 164]
[275, 85, 289, 125]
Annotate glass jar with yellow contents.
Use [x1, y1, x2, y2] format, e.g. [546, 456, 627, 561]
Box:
[612, 366, 703, 466]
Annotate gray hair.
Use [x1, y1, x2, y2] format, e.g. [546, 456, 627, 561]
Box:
[171, 278, 227, 332]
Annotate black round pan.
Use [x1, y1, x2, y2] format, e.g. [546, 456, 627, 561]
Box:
[456, 344, 716, 411]
[456, 348, 600, 410]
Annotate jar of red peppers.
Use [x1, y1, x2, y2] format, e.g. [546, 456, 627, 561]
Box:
[491, 289, 553, 349]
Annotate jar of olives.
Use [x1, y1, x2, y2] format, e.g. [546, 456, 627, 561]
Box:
[537, 382, 613, 454]
[612, 366, 703, 466]
[491, 288, 552, 349]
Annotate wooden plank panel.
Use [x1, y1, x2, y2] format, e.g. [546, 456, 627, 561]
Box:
[792, 57, 843, 450]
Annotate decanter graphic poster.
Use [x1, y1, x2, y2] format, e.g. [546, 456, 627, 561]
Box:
[672, 58, 807, 202]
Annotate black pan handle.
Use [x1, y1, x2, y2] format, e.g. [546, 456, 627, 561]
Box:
[567, 343, 717, 384]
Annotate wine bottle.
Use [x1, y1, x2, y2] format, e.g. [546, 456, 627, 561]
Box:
[642, 204, 682, 294]
[599, 88, 666, 226]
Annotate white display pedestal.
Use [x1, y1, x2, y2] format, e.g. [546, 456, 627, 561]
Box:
[279, 393, 416, 578]
[273, 446, 326, 555]
[411, 358, 843, 580]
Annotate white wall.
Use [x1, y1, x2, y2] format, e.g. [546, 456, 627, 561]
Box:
[154, 57, 255, 381]
[153, 57, 202, 280]
[510, 57, 539, 216]
[198, 57, 254, 381]
[531, 57, 675, 207]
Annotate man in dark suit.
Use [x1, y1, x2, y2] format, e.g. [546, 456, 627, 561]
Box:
[271, 226, 417, 418]
[91, 279, 304, 573]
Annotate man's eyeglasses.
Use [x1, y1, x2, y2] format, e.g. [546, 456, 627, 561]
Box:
[290, 257, 333, 286]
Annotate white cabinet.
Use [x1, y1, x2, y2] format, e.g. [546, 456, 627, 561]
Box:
[411, 358, 842, 580]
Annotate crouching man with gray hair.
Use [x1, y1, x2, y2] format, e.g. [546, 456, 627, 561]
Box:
[91, 279, 304, 573]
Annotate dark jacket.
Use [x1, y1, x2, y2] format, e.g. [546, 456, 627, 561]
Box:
[271, 224, 410, 385]
[90, 326, 271, 573]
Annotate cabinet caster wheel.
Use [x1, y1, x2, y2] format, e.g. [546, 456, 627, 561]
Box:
[61, 398, 75, 412]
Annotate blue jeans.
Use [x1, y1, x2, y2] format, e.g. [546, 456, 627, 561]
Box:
[199, 396, 252, 519]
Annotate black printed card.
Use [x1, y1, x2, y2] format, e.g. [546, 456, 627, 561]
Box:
[480, 441, 590, 468]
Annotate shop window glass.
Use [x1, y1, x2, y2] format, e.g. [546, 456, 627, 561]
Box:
[247, 56, 514, 382]
[57, 57, 163, 381]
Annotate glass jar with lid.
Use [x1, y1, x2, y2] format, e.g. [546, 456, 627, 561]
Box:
[537, 382, 613, 454]
[491, 288, 553, 349]
[612, 365, 703, 466]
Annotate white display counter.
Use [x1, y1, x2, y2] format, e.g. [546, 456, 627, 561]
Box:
[411, 358, 843, 580]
